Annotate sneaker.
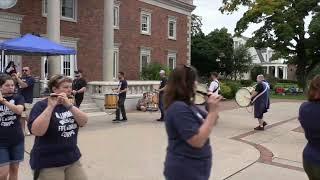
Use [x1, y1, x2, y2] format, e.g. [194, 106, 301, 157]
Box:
[112, 119, 120, 123]
[254, 126, 264, 131]
[120, 119, 127, 122]
[156, 119, 164, 122]
[263, 121, 267, 127]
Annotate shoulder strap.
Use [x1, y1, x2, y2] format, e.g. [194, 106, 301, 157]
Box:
[212, 80, 220, 93]
[252, 82, 269, 103]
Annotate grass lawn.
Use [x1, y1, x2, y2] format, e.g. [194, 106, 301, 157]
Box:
[271, 94, 306, 100]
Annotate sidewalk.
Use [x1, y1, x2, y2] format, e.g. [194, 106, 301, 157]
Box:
[20, 101, 308, 180]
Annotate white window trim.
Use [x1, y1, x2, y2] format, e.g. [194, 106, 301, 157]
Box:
[41, 37, 78, 79]
[113, 47, 119, 79]
[140, 49, 151, 72]
[167, 52, 177, 69]
[113, 4, 120, 29]
[140, 11, 151, 35]
[168, 17, 177, 40]
[42, 0, 78, 22]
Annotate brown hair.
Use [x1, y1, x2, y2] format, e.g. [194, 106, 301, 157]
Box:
[0, 74, 13, 86]
[308, 75, 320, 102]
[210, 72, 218, 78]
[164, 65, 198, 109]
[48, 75, 72, 92]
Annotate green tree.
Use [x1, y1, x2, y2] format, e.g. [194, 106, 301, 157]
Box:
[230, 45, 253, 80]
[220, 0, 320, 88]
[140, 63, 170, 80]
[191, 14, 203, 37]
[191, 28, 234, 77]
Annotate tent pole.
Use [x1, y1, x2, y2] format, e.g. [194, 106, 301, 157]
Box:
[1, 50, 4, 72]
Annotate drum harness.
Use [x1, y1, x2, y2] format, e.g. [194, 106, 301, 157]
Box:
[247, 82, 269, 113]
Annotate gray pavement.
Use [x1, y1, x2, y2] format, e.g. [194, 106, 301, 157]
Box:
[20, 102, 308, 180]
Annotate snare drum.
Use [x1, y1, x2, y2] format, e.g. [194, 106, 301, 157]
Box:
[146, 91, 159, 111]
[104, 94, 118, 109]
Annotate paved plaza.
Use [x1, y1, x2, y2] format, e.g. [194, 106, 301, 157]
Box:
[20, 101, 308, 180]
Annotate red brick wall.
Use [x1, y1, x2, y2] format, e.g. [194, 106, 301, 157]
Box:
[1, 0, 189, 80]
[115, 0, 189, 79]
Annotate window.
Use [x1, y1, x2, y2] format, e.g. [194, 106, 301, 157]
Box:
[113, 5, 119, 29]
[167, 52, 176, 70]
[141, 11, 151, 35]
[113, 48, 119, 79]
[63, 55, 71, 76]
[140, 49, 151, 71]
[43, 0, 77, 21]
[168, 17, 177, 40]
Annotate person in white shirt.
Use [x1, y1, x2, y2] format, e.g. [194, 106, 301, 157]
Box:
[208, 72, 220, 96]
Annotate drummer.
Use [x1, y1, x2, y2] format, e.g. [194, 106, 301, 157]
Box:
[207, 72, 220, 96]
[156, 70, 167, 122]
[112, 72, 128, 123]
[250, 74, 270, 131]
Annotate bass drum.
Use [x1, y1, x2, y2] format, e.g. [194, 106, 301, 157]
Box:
[194, 83, 208, 105]
[235, 87, 253, 107]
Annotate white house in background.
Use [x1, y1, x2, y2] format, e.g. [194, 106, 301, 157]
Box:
[233, 36, 288, 80]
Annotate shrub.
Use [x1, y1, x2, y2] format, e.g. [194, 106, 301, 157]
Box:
[277, 79, 298, 84]
[140, 63, 170, 80]
[223, 80, 241, 98]
[220, 83, 233, 99]
[240, 80, 254, 87]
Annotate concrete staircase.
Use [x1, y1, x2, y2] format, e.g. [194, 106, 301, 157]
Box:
[78, 96, 102, 113]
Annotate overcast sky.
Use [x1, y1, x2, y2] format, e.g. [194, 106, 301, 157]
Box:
[193, 0, 259, 37]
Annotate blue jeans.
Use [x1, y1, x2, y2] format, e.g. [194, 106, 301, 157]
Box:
[0, 141, 24, 166]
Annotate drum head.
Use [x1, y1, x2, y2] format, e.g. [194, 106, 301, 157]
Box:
[194, 93, 206, 105]
[235, 88, 251, 107]
[196, 84, 208, 94]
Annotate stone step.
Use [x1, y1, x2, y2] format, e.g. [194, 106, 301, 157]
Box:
[79, 103, 99, 109]
[79, 107, 102, 113]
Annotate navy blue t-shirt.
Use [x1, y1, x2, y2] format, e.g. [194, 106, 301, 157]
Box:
[19, 76, 35, 103]
[0, 95, 25, 146]
[118, 80, 128, 99]
[165, 101, 212, 159]
[159, 77, 167, 96]
[299, 101, 320, 165]
[28, 99, 81, 170]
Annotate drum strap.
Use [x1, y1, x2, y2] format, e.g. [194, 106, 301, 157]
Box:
[252, 82, 269, 103]
[210, 80, 220, 93]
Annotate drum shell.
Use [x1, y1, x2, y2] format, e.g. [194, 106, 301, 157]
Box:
[104, 94, 118, 109]
[145, 91, 159, 111]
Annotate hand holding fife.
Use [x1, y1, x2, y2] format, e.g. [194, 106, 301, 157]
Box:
[206, 95, 223, 113]
[48, 93, 60, 108]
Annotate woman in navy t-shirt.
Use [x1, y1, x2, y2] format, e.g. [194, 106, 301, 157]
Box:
[163, 65, 222, 180]
[0, 75, 25, 180]
[299, 75, 320, 180]
[28, 75, 88, 180]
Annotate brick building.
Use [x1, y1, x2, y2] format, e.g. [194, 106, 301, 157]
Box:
[0, 0, 195, 81]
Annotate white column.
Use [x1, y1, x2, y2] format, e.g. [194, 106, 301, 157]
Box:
[282, 66, 286, 79]
[284, 66, 288, 79]
[266, 65, 269, 74]
[274, 66, 279, 78]
[102, 0, 114, 81]
[47, 0, 61, 78]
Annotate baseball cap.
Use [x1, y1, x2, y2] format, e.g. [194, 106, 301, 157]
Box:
[159, 70, 165, 74]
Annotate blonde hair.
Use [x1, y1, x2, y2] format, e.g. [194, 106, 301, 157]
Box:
[48, 75, 72, 92]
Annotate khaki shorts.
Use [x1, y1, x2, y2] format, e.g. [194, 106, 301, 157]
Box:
[38, 160, 87, 180]
[21, 103, 33, 118]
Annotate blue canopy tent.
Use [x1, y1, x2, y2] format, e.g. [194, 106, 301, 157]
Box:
[0, 33, 76, 56]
